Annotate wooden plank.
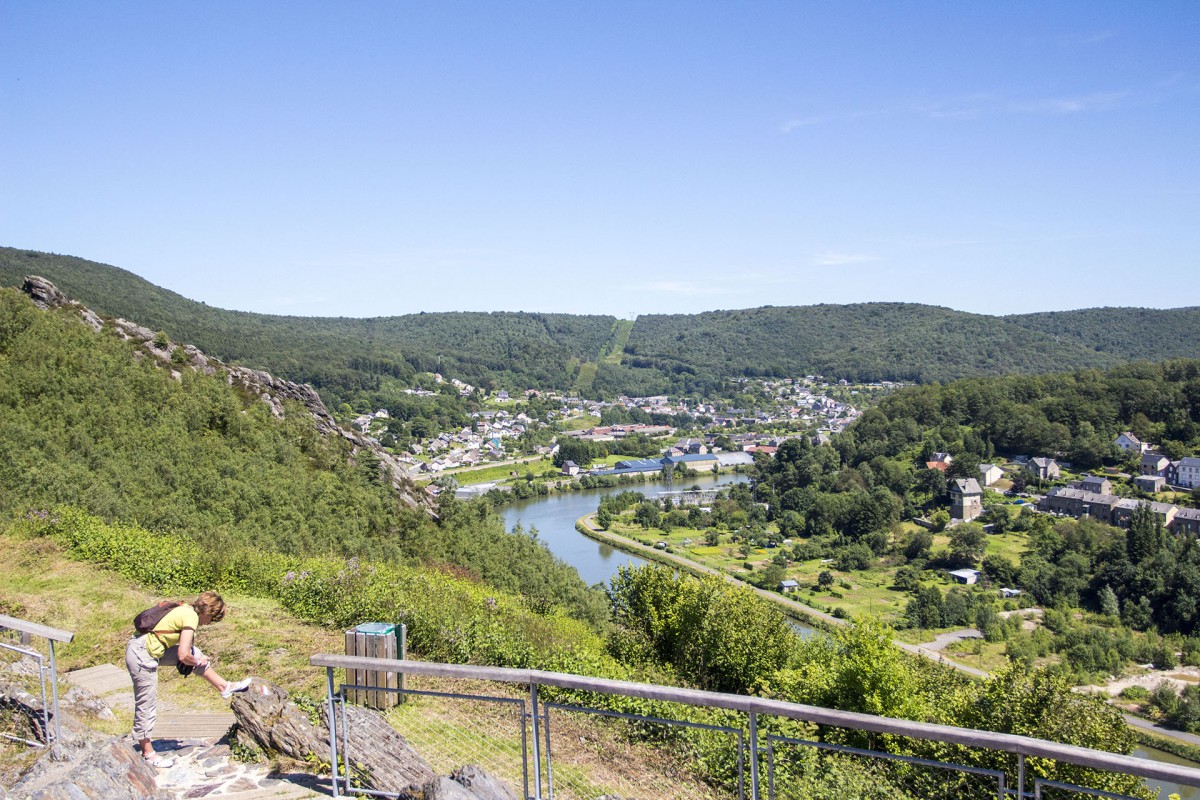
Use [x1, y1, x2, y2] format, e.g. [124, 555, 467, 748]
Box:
[66, 664, 132, 695]
[383, 632, 398, 708]
[0, 614, 74, 644]
[152, 712, 234, 740]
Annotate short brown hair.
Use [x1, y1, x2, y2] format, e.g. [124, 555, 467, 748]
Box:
[192, 591, 226, 623]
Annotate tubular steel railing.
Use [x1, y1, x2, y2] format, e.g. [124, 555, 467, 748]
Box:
[312, 654, 1200, 800]
[0, 614, 74, 752]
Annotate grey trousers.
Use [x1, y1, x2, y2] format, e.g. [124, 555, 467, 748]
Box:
[124, 634, 209, 740]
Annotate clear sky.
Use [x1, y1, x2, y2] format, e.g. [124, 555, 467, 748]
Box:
[2, 2, 1197, 318]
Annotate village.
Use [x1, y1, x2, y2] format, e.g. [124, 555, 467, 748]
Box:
[346, 373, 887, 478]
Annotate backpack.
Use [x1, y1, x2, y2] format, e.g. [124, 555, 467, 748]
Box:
[133, 601, 184, 635]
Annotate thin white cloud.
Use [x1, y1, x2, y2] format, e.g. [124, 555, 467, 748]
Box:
[1012, 91, 1129, 115]
[784, 80, 1168, 131]
[1057, 30, 1115, 47]
[812, 251, 879, 267]
[643, 280, 726, 296]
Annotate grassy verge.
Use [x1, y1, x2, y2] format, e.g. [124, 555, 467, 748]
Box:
[1135, 728, 1200, 765]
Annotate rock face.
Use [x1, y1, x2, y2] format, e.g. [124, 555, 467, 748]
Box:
[19, 275, 431, 514]
[6, 737, 162, 800]
[231, 682, 518, 800]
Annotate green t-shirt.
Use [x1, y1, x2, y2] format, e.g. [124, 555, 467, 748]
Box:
[145, 604, 199, 659]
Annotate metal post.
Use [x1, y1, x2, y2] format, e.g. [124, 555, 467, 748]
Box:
[749, 711, 760, 800]
[543, 706, 555, 800]
[325, 667, 341, 798]
[340, 687, 351, 792]
[36, 653, 49, 747]
[1017, 753, 1025, 800]
[530, 683, 542, 800]
[48, 641, 62, 754]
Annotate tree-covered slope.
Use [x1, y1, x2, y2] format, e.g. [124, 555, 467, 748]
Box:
[6, 247, 1200, 396]
[619, 303, 1200, 387]
[0, 286, 605, 621]
[0, 248, 616, 398]
[1008, 307, 1200, 363]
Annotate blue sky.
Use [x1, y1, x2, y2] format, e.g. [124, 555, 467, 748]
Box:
[2, 2, 1197, 318]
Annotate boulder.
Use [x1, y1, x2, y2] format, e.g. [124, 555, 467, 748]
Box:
[231, 681, 437, 796]
[6, 736, 161, 800]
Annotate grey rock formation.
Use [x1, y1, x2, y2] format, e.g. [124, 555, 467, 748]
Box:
[446, 764, 520, 800]
[6, 737, 163, 800]
[231, 682, 519, 800]
[20, 276, 69, 310]
[232, 681, 436, 795]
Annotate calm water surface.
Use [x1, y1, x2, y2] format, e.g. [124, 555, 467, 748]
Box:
[502, 472, 748, 587]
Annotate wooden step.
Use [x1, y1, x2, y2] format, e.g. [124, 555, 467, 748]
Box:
[65, 663, 132, 695]
[153, 712, 235, 740]
[216, 783, 325, 799]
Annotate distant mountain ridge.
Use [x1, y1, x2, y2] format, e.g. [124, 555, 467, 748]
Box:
[4, 247, 1200, 396]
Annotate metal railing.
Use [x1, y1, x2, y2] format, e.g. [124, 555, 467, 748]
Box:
[312, 654, 1200, 800]
[0, 614, 74, 751]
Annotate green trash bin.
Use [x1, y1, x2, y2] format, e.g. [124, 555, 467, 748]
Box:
[345, 622, 404, 709]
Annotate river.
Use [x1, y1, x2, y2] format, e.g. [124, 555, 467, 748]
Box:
[501, 472, 749, 587]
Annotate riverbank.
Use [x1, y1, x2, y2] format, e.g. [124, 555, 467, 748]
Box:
[577, 512, 840, 634]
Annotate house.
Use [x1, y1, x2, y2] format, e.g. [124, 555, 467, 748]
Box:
[1134, 475, 1166, 493]
[948, 568, 980, 585]
[1177, 457, 1200, 489]
[561, 460, 581, 477]
[1111, 499, 1178, 530]
[925, 460, 951, 473]
[1141, 453, 1170, 477]
[1172, 508, 1200, 536]
[780, 580, 799, 594]
[1000, 588, 1022, 598]
[979, 464, 1003, 486]
[1027, 457, 1060, 481]
[1076, 475, 1112, 496]
[1037, 487, 1121, 521]
[932, 452, 954, 464]
[950, 478, 984, 522]
[1115, 432, 1148, 455]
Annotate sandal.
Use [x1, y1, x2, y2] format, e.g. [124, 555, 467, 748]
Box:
[142, 753, 175, 768]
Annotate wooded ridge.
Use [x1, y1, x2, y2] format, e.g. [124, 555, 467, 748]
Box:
[4, 247, 1200, 401]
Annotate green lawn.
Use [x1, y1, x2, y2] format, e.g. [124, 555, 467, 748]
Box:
[558, 414, 601, 432]
[607, 510, 1036, 627]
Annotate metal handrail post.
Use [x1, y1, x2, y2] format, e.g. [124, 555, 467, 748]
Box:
[1017, 753, 1025, 799]
[325, 666, 341, 798]
[748, 711, 760, 800]
[530, 683, 542, 800]
[47, 640, 61, 754]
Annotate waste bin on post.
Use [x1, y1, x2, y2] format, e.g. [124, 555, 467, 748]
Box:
[344, 622, 406, 709]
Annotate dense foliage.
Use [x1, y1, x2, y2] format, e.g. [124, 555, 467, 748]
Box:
[617, 303, 1200, 388]
[0, 288, 604, 622]
[0, 248, 617, 402]
[6, 249, 1200, 404]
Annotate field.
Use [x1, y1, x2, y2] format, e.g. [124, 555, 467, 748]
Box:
[606, 515, 1033, 629]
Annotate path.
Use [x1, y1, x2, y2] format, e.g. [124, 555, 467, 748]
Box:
[64, 664, 321, 799]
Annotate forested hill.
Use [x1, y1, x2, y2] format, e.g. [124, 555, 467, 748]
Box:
[0, 248, 617, 399]
[5, 247, 1200, 398]
[601, 303, 1200, 391]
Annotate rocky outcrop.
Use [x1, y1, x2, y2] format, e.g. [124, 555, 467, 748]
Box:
[2, 671, 160, 800]
[231, 682, 518, 800]
[19, 275, 431, 513]
[6, 736, 162, 800]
